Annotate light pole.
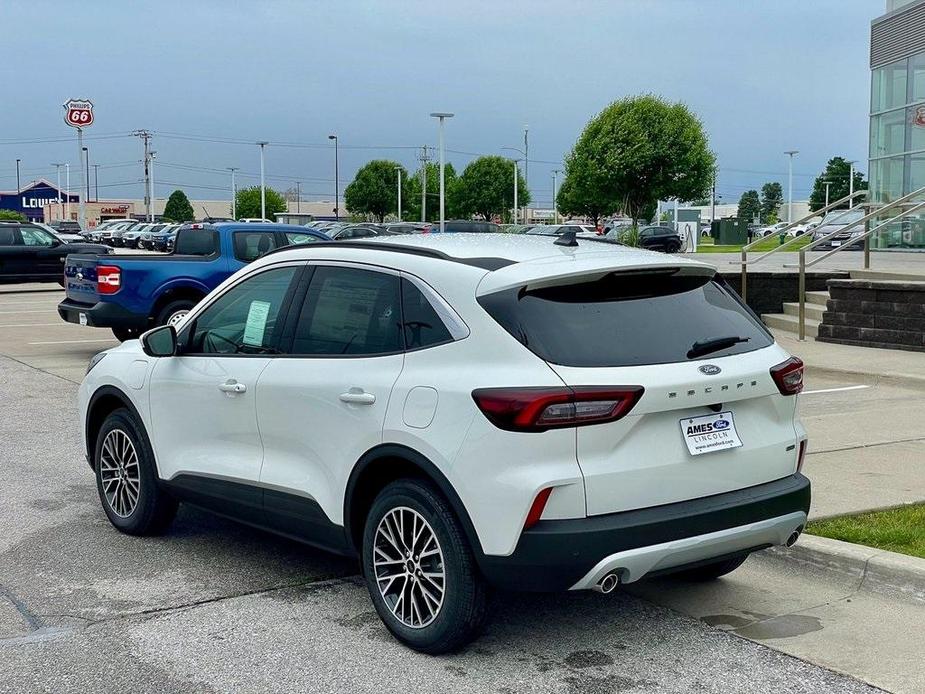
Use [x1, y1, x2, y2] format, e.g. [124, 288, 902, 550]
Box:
[394, 167, 402, 222]
[257, 141, 268, 220]
[328, 135, 339, 220]
[430, 112, 454, 232]
[52, 163, 65, 217]
[65, 163, 70, 219]
[847, 161, 857, 208]
[93, 163, 99, 201]
[502, 146, 526, 224]
[552, 169, 561, 224]
[523, 123, 529, 221]
[82, 146, 90, 210]
[785, 150, 799, 223]
[296, 181, 301, 213]
[15, 159, 21, 193]
[823, 180, 832, 208]
[228, 167, 238, 219]
[149, 151, 156, 221]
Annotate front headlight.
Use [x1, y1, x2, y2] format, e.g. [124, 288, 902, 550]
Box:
[87, 352, 107, 374]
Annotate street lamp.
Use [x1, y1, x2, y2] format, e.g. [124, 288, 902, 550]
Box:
[149, 151, 156, 221]
[82, 146, 90, 210]
[328, 135, 339, 220]
[552, 169, 561, 224]
[847, 161, 857, 208]
[430, 112, 454, 232]
[15, 159, 21, 193]
[228, 167, 238, 219]
[784, 150, 799, 223]
[823, 180, 832, 208]
[257, 141, 269, 220]
[52, 163, 65, 217]
[502, 146, 525, 224]
[394, 166, 402, 222]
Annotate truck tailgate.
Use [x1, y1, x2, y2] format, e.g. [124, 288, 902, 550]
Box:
[64, 255, 100, 304]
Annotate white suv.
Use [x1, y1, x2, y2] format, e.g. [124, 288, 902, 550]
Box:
[78, 234, 810, 653]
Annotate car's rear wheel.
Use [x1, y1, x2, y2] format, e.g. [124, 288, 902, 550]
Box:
[94, 408, 177, 535]
[671, 554, 748, 581]
[156, 299, 197, 328]
[111, 327, 141, 342]
[361, 479, 488, 654]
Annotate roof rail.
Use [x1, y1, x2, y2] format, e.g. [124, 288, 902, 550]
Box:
[262, 240, 515, 271]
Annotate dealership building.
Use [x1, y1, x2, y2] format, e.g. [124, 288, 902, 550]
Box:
[870, 0, 925, 248]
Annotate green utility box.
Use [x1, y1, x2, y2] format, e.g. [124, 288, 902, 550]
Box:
[714, 218, 747, 245]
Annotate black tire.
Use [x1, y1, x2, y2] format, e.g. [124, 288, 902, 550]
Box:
[666, 242, 681, 254]
[361, 479, 488, 654]
[111, 327, 142, 342]
[93, 408, 178, 535]
[671, 554, 748, 582]
[155, 299, 197, 328]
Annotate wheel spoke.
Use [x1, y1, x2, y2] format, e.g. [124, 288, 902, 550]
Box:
[99, 429, 141, 518]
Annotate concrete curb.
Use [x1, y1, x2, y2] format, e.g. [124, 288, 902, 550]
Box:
[767, 534, 925, 605]
[803, 364, 925, 390]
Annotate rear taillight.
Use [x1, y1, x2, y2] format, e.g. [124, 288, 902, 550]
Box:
[770, 357, 804, 395]
[796, 439, 808, 473]
[97, 265, 121, 294]
[471, 386, 644, 432]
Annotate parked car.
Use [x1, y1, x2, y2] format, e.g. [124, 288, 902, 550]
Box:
[121, 223, 161, 249]
[601, 225, 684, 253]
[238, 218, 274, 223]
[79, 233, 809, 653]
[431, 220, 501, 233]
[811, 208, 867, 250]
[330, 224, 395, 240]
[48, 219, 84, 235]
[58, 223, 330, 341]
[139, 224, 177, 250]
[33, 221, 84, 243]
[0, 222, 110, 284]
[386, 222, 431, 234]
[526, 223, 598, 237]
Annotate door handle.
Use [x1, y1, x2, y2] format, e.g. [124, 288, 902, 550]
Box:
[218, 379, 247, 394]
[339, 389, 376, 405]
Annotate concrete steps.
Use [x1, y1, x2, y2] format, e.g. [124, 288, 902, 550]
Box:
[849, 269, 925, 282]
[783, 301, 826, 322]
[762, 312, 821, 338]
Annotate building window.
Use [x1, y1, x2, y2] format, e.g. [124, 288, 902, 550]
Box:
[911, 105, 925, 152]
[913, 53, 925, 103]
[872, 59, 908, 112]
[869, 156, 906, 203]
[870, 109, 908, 156]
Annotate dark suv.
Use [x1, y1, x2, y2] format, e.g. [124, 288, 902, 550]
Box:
[440, 220, 501, 233]
[0, 223, 109, 284]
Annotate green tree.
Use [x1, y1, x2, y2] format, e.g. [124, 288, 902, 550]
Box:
[405, 161, 457, 222]
[162, 189, 195, 222]
[452, 156, 530, 222]
[234, 186, 287, 220]
[562, 94, 716, 226]
[0, 210, 26, 222]
[760, 182, 783, 222]
[809, 157, 868, 211]
[737, 190, 761, 224]
[556, 155, 615, 225]
[345, 160, 409, 222]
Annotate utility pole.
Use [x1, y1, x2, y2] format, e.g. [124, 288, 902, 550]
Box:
[430, 112, 454, 232]
[65, 163, 70, 218]
[82, 146, 90, 209]
[228, 167, 238, 219]
[419, 145, 430, 222]
[395, 167, 402, 222]
[296, 181, 301, 213]
[257, 141, 268, 220]
[149, 152, 156, 221]
[823, 180, 832, 208]
[523, 124, 529, 222]
[710, 170, 716, 227]
[785, 150, 799, 223]
[133, 130, 153, 221]
[93, 164, 99, 201]
[52, 163, 64, 217]
[328, 134, 339, 220]
[512, 159, 520, 224]
[15, 159, 21, 192]
[552, 169, 561, 224]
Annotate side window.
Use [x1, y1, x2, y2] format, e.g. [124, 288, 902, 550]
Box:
[291, 266, 401, 356]
[173, 228, 217, 256]
[20, 227, 55, 246]
[401, 278, 452, 349]
[186, 266, 298, 355]
[233, 231, 278, 262]
[0, 227, 20, 246]
[285, 231, 322, 246]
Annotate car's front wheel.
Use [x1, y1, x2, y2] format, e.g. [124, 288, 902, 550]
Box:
[94, 408, 178, 535]
[362, 479, 488, 654]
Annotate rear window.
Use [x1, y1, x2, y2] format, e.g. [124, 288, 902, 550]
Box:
[478, 271, 772, 367]
[174, 228, 218, 256]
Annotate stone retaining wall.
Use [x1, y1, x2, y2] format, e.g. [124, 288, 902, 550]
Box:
[817, 279, 925, 352]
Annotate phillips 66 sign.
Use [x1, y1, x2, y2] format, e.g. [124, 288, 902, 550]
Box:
[64, 99, 94, 128]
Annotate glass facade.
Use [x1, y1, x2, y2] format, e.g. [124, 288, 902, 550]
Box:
[869, 49, 925, 248]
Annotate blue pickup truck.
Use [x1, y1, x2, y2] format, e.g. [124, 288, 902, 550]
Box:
[58, 223, 329, 341]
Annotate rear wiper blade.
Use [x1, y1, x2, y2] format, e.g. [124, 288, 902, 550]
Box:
[687, 335, 750, 359]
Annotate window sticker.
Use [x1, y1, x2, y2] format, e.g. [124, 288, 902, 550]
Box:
[242, 300, 271, 346]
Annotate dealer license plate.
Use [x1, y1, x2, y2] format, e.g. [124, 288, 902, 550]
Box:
[78, 312, 88, 326]
[680, 411, 742, 456]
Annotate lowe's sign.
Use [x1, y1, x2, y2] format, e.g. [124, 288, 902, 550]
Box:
[0, 179, 79, 221]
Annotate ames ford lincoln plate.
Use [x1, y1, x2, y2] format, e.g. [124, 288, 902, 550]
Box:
[78, 233, 809, 653]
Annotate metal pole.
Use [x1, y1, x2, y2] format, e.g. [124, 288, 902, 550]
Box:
[710, 171, 716, 228]
[15, 159, 20, 192]
[848, 162, 856, 209]
[328, 135, 339, 220]
[785, 150, 798, 223]
[149, 152, 156, 222]
[395, 168, 402, 222]
[552, 169, 560, 224]
[421, 146, 428, 223]
[740, 247, 748, 303]
[83, 146, 90, 209]
[513, 160, 518, 225]
[93, 164, 99, 202]
[53, 163, 63, 217]
[824, 181, 831, 209]
[431, 113, 454, 233]
[296, 181, 301, 213]
[523, 124, 529, 223]
[257, 142, 268, 220]
[798, 249, 806, 341]
[228, 167, 238, 219]
[65, 164, 70, 218]
[77, 128, 86, 229]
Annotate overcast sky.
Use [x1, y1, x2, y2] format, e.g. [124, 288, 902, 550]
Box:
[0, 0, 883, 207]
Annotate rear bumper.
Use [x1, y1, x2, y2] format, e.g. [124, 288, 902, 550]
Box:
[478, 473, 810, 592]
[58, 298, 148, 330]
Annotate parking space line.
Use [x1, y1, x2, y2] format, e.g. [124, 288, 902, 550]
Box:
[803, 385, 870, 395]
[0, 323, 67, 328]
[0, 310, 58, 315]
[28, 338, 116, 345]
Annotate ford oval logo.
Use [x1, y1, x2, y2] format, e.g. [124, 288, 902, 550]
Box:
[714, 419, 730, 430]
[698, 365, 722, 375]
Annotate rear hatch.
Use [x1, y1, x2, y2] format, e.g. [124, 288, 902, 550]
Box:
[64, 255, 100, 305]
[478, 263, 800, 516]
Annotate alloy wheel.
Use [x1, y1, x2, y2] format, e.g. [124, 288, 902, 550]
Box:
[99, 429, 140, 518]
[373, 506, 446, 629]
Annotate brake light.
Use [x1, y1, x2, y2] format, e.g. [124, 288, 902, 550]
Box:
[471, 386, 644, 432]
[524, 487, 553, 529]
[796, 439, 808, 473]
[97, 265, 121, 294]
[770, 357, 804, 395]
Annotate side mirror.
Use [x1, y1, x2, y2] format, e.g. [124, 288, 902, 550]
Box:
[141, 324, 177, 357]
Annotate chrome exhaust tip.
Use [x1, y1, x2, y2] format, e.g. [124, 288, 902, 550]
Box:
[786, 525, 804, 547]
[594, 572, 619, 594]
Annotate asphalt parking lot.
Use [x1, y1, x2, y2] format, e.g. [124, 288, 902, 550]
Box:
[0, 286, 917, 693]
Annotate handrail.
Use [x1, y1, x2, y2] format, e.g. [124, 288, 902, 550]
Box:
[788, 191, 925, 340]
[737, 190, 867, 302]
